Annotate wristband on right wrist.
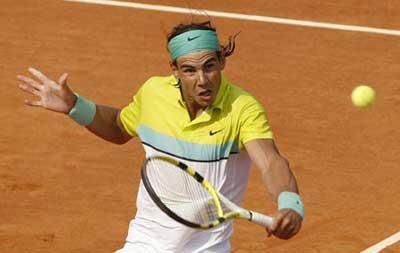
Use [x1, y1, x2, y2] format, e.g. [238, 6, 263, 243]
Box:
[278, 191, 305, 219]
[68, 93, 96, 126]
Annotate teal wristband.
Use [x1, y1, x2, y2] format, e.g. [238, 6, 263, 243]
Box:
[278, 192, 305, 219]
[68, 93, 96, 126]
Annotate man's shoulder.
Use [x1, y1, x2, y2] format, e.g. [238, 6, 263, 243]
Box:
[138, 75, 178, 98]
[136, 75, 179, 106]
[224, 81, 261, 109]
[142, 75, 178, 88]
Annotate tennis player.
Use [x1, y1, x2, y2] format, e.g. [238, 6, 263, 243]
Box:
[17, 21, 304, 252]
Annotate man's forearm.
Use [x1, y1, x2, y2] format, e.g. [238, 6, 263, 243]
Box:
[262, 156, 299, 202]
[86, 105, 131, 144]
[244, 139, 299, 201]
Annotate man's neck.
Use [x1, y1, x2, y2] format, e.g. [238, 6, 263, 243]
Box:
[186, 101, 206, 120]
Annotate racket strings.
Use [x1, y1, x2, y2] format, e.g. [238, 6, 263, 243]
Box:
[146, 159, 220, 225]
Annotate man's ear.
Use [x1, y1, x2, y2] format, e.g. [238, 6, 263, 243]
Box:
[219, 54, 226, 70]
[170, 61, 179, 79]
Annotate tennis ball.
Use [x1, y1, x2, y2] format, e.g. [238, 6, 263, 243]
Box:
[351, 85, 376, 108]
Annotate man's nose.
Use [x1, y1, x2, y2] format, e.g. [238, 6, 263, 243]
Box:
[197, 70, 207, 86]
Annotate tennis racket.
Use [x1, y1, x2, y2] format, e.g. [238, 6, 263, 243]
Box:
[141, 155, 274, 229]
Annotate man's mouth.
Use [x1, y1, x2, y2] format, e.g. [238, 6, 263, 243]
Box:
[199, 90, 212, 97]
[199, 90, 213, 100]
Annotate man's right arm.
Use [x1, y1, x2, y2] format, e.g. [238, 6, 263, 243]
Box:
[17, 67, 133, 145]
[86, 105, 132, 144]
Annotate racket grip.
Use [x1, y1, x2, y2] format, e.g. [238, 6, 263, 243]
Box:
[249, 211, 274, 228]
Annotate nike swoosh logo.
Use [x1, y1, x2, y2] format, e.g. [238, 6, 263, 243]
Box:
[187, 35, 201, 41]
[209, 129, 223, 136]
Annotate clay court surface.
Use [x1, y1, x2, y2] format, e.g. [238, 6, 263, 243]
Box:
[1, 1, 400, 252]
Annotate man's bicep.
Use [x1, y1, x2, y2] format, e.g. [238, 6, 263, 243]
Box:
[116, 110, 134, 142]
[244, 139, 283, 171]
[238, 98, 273, 146]
[118, 86, 144, 138]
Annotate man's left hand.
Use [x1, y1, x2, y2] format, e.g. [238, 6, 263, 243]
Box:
[266, 209, 303, 239]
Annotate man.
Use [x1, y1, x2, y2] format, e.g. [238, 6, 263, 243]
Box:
[17, 21, 303, 252]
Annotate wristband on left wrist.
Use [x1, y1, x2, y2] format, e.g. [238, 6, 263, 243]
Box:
[278, 191, 305, 219]
[68, 93, 96, 126]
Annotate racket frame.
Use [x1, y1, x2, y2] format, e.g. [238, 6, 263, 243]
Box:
[141, 156, 273, 229]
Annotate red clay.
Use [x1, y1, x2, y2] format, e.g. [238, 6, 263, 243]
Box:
[1, 1, 400, 252]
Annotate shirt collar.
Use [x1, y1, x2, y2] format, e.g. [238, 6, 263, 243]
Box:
[211, 74, 229, 110]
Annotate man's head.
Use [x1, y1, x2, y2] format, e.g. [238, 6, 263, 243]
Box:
[167, 21, 237, 114]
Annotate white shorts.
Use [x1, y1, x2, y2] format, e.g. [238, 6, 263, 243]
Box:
[114, 219, 231, 253]
[115, 240, 230, 253]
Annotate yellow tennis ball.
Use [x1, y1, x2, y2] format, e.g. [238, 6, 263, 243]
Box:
[351, 85, 376, 108]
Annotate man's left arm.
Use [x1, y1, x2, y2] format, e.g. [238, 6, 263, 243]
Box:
[244, 139, 303, 239]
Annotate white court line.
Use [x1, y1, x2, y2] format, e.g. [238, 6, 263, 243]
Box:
[63, 0, 400, 37]
[361, 231, 400, 253]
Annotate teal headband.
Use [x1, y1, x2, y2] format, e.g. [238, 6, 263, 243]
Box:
[168, 30, 220, 61]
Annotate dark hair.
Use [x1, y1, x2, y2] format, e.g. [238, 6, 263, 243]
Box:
[167, 20, 239, 64]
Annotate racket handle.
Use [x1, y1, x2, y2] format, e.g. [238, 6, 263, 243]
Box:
[249, 211, 274, 228]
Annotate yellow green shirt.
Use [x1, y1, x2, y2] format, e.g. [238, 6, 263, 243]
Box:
[120, 74, 273, 161]
[119, 74, 273, 251]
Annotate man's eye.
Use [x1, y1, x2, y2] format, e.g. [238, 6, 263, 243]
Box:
[206, 63, 216, 69]
[183, 69, 195, 73]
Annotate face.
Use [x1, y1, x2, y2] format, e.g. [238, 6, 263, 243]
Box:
[172, 50, 225, 112]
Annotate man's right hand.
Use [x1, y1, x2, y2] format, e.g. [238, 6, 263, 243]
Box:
[17, 67, 77, 114]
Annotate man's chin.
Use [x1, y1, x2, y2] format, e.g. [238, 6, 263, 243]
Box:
[196, 97, 214, 108]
